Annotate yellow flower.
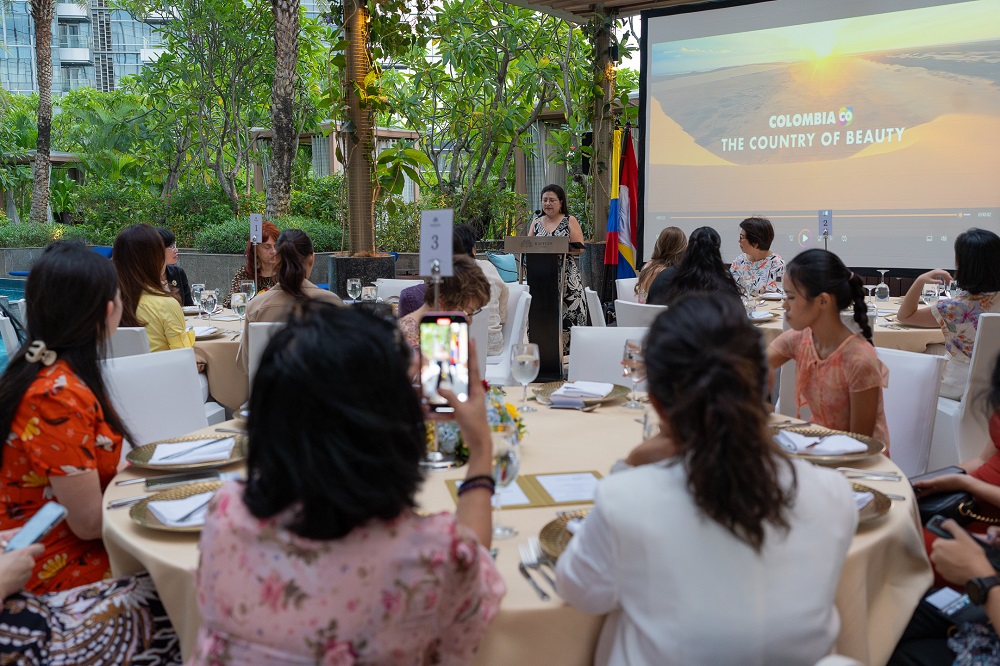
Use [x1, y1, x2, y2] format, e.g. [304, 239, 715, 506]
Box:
[21, 471, 48, 488]
[38, 553, 68, 580]
[20, 418, 41, 441]
[505, 403, 520, 421]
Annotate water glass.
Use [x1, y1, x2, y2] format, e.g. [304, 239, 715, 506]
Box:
[346, 278, 362, 300]
[947, 280, 958, 299]
[239, 280, 257, 300]
[490, 423, 520, 540]
[191, 283, 205, 317]
[922, 283, 940, 307]
[201, 289, 218, 323]
[875, 269, 890, 302]
[511, 343, 540, 413]
[232, 292, 247, 321]
[622, 339, 645, 410]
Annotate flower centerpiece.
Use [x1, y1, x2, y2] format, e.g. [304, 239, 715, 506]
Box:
[425, 384, 527, 464]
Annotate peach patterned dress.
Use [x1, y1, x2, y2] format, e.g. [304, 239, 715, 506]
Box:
[0, 360, 122, 593]
[190, 482, 505, 665]
[770, 328, 890, 447]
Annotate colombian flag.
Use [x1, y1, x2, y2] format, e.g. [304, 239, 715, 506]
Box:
[603, 128, 637, 278]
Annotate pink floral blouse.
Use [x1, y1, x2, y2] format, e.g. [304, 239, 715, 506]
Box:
[770, 329, 890, 448]
[931, 290, 1000, 361]
[730, 253, 784, 295]
[190, 482, 505, 665]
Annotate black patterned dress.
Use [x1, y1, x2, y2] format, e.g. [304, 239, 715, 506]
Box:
[532, 215, 588, 353]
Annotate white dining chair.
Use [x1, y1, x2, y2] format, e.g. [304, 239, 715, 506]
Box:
[567, 326, 648, 389]
[468, 309, 488, 372]
[929, 314, 1000, 469]
[775, 318, 812, 420]
[375, 278, 421, 302]
[101, 348, 210, 447]
[616, 277, 639, 304]
[248, 322, 286, 387]
[484, 293, 532, 386]
[487, 283, 529, 366]
[614, 300, 667, 328]
[876, 347, 946, 477]
[0, 313, 20, 357]
[585, 288, 605, 327]
[107, 327, 151, 358]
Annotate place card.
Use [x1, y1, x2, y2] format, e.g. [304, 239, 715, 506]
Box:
[533, 472, 600, 504]
[445, 477, 541, 508]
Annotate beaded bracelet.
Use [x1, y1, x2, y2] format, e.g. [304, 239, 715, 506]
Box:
[457, 474, 496, 497]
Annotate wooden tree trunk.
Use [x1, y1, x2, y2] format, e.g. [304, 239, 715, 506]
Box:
[344, 0, 374, 255]
[29, 0, 55, 224]
[589, 10, 614, 243]
[266, 0, 300, 219]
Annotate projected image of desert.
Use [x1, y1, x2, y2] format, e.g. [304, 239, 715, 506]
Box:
[644, 0, 1000, 213]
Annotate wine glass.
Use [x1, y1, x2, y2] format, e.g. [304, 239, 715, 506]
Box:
[922, 282, 940, 307]
[232, 292, 247, 321]
[191, 283, 205, 318]
[201, 289, 218, 324]
[490, 423, 520, 540]
[875, 270, 890, 302]
[621, 339, 646, 410]
[346, 278, 362, 301]
[864, 284, 875, 307]
[239, 280, 257, 301]
[511, 343, 540, 413]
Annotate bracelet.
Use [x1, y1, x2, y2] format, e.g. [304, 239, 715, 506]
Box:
[458, 475, 496, 497]
[463, 474, 495, 486]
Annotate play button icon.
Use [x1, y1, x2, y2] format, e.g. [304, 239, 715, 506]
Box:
[798, 229, 812, 248]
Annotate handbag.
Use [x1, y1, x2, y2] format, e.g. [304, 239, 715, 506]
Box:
[912, 466, 1000, 526]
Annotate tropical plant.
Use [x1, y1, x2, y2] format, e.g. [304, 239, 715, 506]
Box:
[28, 0, 56, 223]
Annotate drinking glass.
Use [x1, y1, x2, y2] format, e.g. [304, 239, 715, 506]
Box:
[232, 292, 248, 321]
[201, 289, 218, 323]
[622, 339, 646, 410]
[239, 280, 257, 301]
[947, 280, 958, 299]
[922, 283, 940, 307]
[420, 422, 458, 469]
[191, 283, 205, 318]
[346, 278, 362, 300]
[511, 343, 540, 414]
[361, 285, 377, 302]
[490, 423, 520, 540]
[864, 284, 875, 307]
[775, 274, 784, 296]
[875, 270, 890, 302]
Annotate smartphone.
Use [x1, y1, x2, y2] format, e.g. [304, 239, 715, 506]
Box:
[4, 502, 67, 552]
[419, 312, 470, 413]
[923, 587, 988, 624]
[146, 470, 222, 491]
[926, 514, 1000, 571]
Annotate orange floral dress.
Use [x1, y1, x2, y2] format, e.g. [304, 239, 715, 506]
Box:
[0, 360, 122, 593]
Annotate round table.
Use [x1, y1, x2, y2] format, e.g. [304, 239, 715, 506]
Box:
[103, 402, 931, 664]
[190, 309, 247, 411]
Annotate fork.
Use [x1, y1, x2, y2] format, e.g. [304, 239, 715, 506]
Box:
[518, 543, 554, 599]
[520, 541, 558, 593]
[528, 537, 560, 588]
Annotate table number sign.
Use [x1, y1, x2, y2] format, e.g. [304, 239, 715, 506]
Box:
[420, 209, 454, 277]
[249, 213, 263, 244]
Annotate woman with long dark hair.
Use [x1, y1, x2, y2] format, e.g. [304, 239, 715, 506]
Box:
[557, 293, 857, 664]
[225, 221, 280, 307]
[635, 226, 686, 303]
[235, 229, 343, 371]
[114, 224, 194, 352]
[768, 248, 889, 443]
[897, 228, 1000, 399]
[156, 226, 193, 307]
[646, 226, 740, 306]
[191, 303, 503, 663]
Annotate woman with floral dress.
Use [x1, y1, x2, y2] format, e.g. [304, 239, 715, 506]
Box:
[730, 216, 785, 296]
[528, 184, 587, 353]
[897, 228, 1000, 399]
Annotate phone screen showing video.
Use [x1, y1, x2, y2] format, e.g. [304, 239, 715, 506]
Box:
[419, 315, 470, 411]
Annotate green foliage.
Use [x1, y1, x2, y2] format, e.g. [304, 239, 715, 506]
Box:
[73, 181, 163, 245]
[374, 197, 422, 253]
[289, 175, 346, 226]
[194, 215, 343, 254]
[163, 185, 236, 246]
[0, 220, 90, 248]
[49, 174, 78, 214]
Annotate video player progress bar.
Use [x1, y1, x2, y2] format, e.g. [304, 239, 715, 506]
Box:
[669, 213, 971, 219]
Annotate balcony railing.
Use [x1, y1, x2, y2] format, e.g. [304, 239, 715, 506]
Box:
[58, 35, 92, 49]
[56, 2, 90, 21]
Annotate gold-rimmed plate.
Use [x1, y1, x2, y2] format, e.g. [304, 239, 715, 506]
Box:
[129, 480, 223, 533]
[533, 382, 631, 406]
[853, 482, 892, 525]
[774, 426, 885, 464]
[193, 327, 224, 340]
[538, 509, 590, 561]
[126, 435, 248, 471]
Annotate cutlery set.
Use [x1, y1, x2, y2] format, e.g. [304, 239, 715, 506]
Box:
[835, 467, 907, 501]
[518, 537, 559, 601]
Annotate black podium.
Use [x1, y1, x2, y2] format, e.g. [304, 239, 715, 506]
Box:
[504, 235, 568, 382]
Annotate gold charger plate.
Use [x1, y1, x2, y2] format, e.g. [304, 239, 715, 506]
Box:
[194, 328, 224, 340]
[774, 425, 885, 464]
[126, 434, 248, 471]
[533, 382, 631, 406]
[538, 509, 590, 561]
[853, 482, 892, 525]
[129, 480, 223, 533]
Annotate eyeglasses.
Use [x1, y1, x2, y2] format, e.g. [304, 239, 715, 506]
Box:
[464, 307, 483, 317]
[167, 244, 177, 250]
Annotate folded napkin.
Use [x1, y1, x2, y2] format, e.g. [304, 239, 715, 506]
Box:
[149, 438, 235, 465]
[552, 381, 614, 399]
[566, 517, 585, 535]
[147, 491, 215, 527]
[191, 326, 218, 337]
[774, 430, 867, 456]
[549, 396, 587, 410]
[854, 491, 875, 511]
[182, 306, 201, 315]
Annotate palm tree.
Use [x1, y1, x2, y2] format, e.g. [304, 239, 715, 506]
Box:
[28, 0, 56, 223]
[266, 0, 300, 219]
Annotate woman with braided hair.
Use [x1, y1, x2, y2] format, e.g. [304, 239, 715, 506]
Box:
[768, 248, 889, 445]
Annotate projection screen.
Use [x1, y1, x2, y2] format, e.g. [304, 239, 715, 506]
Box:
[639, 0, 1000, 268]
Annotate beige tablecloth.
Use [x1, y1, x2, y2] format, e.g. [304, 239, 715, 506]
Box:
[103, 405, 931, 665]
[754, 299, 945, 352]
[190, 310, 247, 411]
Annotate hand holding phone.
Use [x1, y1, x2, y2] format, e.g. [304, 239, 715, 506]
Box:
[419, 312, 471, 414]
[927, 515, 1000, 573]
[4, 502, 67, 552]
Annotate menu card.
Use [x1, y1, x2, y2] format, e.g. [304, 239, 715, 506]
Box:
[534, 472, 600, 504]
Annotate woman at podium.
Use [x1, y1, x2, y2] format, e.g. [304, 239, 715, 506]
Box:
[528, 184, 587, 352]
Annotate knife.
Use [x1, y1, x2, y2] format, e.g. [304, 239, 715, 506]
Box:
[518, 563, 550, 601]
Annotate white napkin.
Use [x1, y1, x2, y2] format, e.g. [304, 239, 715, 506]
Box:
[149, 438, 235, 465]
[774, 430, 867, 455]
[552, 381, 613, 399]
[147, 491, 215, 527]
[566, 518, 585, 535]
[191, 326, 218, 337]
[549, 395, 586, 409]
[182, 306, 201, 315]
[854, 491, 875, 511]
